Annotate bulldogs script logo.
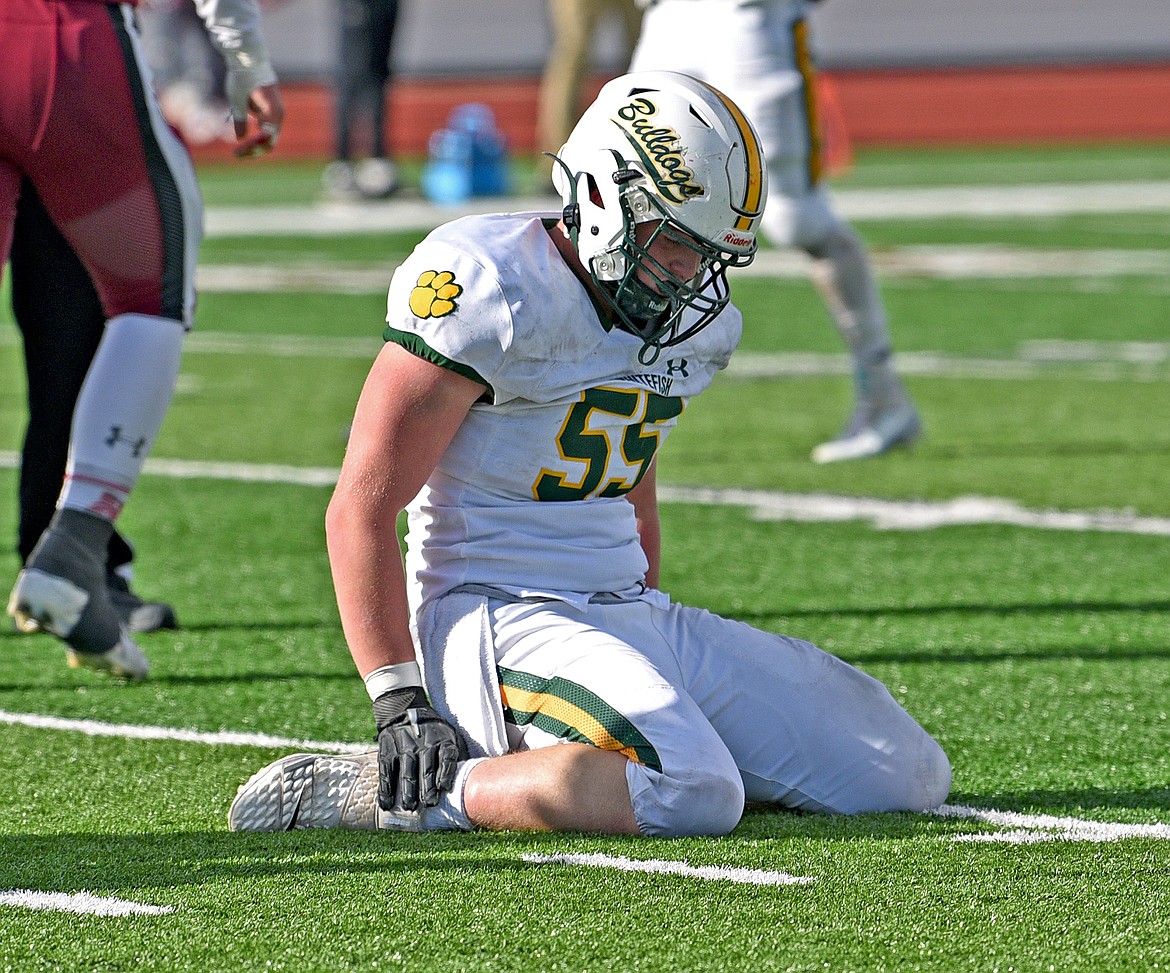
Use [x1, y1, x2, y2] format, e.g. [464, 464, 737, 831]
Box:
[613, 97, 703, 205]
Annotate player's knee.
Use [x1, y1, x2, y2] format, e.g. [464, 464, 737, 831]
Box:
[840, 732, 952, 815]
[887, 731, 952, 812]
[630, 760, 746, 837]
[800, 218, 866, 264]
[759, 186, 841, 251]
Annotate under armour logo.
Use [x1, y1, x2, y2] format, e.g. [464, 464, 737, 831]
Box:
[106, 426, 148, 457]
[666, 358, 690, 377]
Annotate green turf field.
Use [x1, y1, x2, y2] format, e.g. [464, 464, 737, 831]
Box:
[1, 144, 1168, 972]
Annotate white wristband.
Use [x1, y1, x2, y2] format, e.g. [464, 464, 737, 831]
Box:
[363, 662, 423, 701]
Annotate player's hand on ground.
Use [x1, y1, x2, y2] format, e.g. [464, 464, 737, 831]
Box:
[373, 687, 467, 811]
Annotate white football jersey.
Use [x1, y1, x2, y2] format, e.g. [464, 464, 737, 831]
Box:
[383, 212, 742, 611]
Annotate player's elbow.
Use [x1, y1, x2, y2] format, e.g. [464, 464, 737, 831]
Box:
[325, 478, 401, 556]
[323, 490, 352, 558]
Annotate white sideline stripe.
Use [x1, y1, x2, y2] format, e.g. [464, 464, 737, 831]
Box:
[0, 889, 174, 916]
[202, 181, 1170, 238]
[0, 709, 367, 754]
[935, 804, 1170, 844]
[739, 245, 1170, 281]
[656, 486, 1170, 537]
[1, 452, 1167, 536]
[142, 456, 341, 487]
[522, 852, 814, 886]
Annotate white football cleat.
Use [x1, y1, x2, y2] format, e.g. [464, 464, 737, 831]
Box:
[228, 751, 423, 833]
[321, 160, 360, 201]
[354, 157, 400, 199]
[812, 400, 923, 464]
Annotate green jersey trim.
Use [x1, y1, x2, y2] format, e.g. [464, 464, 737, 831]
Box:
[383, 326, 494, 402]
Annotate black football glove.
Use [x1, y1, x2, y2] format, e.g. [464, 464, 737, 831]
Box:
[372, 686, 467, 812]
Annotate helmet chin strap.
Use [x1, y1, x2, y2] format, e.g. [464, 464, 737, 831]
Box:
[545, 152, 583, 246]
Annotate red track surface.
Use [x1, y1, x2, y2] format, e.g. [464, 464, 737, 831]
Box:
[191, 62, 1170, 163]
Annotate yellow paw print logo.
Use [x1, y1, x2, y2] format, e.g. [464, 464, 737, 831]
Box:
[409, 270, 463, 319]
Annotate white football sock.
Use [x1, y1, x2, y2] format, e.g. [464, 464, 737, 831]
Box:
[417, 757, 485, 831]
[58, 313, 185, 521]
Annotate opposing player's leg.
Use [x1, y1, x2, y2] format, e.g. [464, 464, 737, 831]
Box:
[9, 181, 178, 635]
[6, 2, 200, 675]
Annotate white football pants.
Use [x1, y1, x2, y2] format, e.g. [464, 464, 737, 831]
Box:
[417, 588, 951, 837]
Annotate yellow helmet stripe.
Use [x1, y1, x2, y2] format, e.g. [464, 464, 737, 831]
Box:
[700, 80, 766, 231]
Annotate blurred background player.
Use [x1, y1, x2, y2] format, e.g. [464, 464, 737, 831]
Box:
[629, 0, 922, 462]
[2, 0, 284, 678]
[138, 0, 234, 147]
[536, 0, 643, 170]
[321, 0, 402, 200]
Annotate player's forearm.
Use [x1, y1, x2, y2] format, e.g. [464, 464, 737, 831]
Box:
[193, 0, 276, 80]
[325, 496, 417, 677]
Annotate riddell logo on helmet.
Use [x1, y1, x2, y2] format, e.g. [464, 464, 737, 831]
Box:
[612, 97, 704, 205]
[721, 231, 753, 248]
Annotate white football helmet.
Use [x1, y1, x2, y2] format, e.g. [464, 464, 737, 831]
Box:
[551, 71, 767, 362]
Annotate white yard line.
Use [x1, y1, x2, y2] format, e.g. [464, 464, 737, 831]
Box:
[833, 181, 1170, 220]
[0, 889, 175, 916]
[184, 246, 1170, 294]
[202, 181, 1170, 238]
[0, 709, 367, 753]
[740, 245, 1170, 281]
[656, 486, 1170, 537]
[1, 452, 1167, 535]
[935, 804, 1170, 844]
[1, 709, 1165, 851]
[8, 331, 1170, 387]
[521, 853, 814, 886]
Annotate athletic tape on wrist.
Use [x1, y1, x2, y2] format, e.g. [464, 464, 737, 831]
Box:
[364, 661, 423, 700]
